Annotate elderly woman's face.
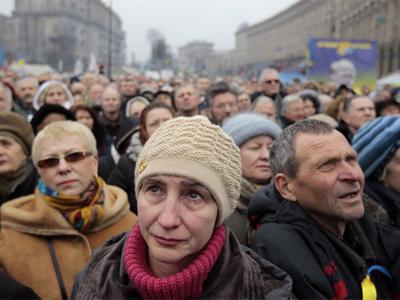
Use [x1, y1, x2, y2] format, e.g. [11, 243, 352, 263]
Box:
[44, 86, 67, 106]
[144, 108, 174, 140]
[240, 135, 274, 185]
[36, 134, 98, 195]
[138, 175, 218, 276]
[383, 148, 400, 193]
[129, 101, 146, 118]
[0, 136, 26, 177]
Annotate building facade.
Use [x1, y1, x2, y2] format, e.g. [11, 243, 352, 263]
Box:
[177, 41, 214, 74]
[234, 0, 400, 76]
[1, 0, 125, 72]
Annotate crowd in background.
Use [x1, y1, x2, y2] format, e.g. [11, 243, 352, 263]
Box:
[0, 67, 400, 299]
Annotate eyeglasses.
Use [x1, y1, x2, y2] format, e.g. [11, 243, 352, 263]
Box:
[37, 151, 92, 169]
[264, 79, 280, 84]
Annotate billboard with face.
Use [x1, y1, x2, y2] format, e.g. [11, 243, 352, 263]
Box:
[307, 39, 378, 92]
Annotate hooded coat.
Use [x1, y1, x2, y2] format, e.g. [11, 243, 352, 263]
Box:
[0, 185, 137, 300]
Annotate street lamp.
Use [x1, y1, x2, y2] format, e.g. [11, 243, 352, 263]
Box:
[108, 0, 113, 79]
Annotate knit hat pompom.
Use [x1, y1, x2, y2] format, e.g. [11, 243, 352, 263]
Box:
[135, 115, 242, 226]
[352, 116, 400, 179]
[0, 111, 35, 155]
[222, 112, 282, 147]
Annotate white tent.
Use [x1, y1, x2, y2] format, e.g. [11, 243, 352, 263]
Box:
[377, 71, 400, 87]
[9, 63, 54, 76]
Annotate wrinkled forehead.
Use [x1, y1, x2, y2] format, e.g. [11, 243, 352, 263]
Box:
[350, 96, 373, 108]
[18, 78, 38, 88]
[177, 85, 195, 96]
[263, 71, 279, 81]
[294, 131, 353, 161]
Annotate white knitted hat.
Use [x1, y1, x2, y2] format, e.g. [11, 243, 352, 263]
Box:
[135, 115, 242, 226]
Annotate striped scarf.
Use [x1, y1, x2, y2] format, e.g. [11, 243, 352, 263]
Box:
[39, 176, 105, 232]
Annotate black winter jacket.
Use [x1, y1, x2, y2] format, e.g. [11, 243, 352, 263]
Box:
[364, 179, 400, 228]
[108, 155, 137, 214]
[0, 271, 39, 300]
[248, 184, 400, 299]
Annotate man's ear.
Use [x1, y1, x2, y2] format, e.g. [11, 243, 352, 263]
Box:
[274, 173, 297, 202]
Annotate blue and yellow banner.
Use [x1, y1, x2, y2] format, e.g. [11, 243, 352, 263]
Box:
[307, 38, 378, 92]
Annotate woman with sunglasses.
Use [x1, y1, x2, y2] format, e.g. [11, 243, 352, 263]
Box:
[0, 121, 137, 300]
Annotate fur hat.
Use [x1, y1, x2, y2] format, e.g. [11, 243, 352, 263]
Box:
[352, 116, 400, 179]
[222, 112, 282, 147]
[135, 115, 242, 226]
[0, 111, 35, 155]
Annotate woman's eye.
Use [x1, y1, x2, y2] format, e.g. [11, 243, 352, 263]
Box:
[249, 145, 260, 150]
[188, 192, 202, 200]
[147, 185, 161, 193]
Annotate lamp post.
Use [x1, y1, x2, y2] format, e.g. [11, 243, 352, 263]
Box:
[108, 0, 113, 79]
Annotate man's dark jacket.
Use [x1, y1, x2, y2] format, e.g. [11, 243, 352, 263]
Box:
[248, 184, 400, 299]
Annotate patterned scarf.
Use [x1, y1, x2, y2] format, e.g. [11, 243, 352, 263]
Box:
[39, 176, 106, 232]
[239, 177, 262, 209]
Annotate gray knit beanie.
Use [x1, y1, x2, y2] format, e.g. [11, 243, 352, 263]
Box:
[222, 112, 282, 147]
[135, 115, 242, 226]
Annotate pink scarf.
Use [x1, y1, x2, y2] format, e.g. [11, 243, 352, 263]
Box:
[123, 224, 226, 299]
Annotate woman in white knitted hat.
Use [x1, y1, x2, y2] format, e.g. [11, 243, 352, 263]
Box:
[73, 116, 293, 299]
[222, 112, 282, 245]
[32, 80, 74, 110]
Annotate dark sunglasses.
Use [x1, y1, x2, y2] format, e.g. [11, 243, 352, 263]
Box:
[37, 151, 92, 169]
[264, 79, 280, 84]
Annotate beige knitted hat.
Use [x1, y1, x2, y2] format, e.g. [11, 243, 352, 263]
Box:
[135, 115, 242, 226]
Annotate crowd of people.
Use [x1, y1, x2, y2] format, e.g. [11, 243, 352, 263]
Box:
[0, 66, 399, 299]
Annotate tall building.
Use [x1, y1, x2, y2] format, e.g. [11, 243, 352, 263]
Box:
[0, 13, 19, 64]
[234, 0, 400, 76]
[3, 0, 125, 72]
[177, 41, 214, 74]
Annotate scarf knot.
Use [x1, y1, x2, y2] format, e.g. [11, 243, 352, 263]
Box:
[39, 176, 105, 232]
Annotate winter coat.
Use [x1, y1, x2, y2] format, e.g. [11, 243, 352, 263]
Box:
[72, 228, 293, 299]
[108, 155, 137, 213]
[108, 131, 143, 214]
[0, 160, 38, 206]
[98, 113, 125, 140]
[336, 119, 354, 143]
[0, 185, 137, 300]
[364, 179, 400, 228]
[0, 271, 39, 299]
[224, 178, 259, 246]
[248, 184, 400, 299]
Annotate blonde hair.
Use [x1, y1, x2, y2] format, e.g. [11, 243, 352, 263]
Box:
[32, 120, 97, 165]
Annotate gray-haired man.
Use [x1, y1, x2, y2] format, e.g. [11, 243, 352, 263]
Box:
[248, 119, 400, 299]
